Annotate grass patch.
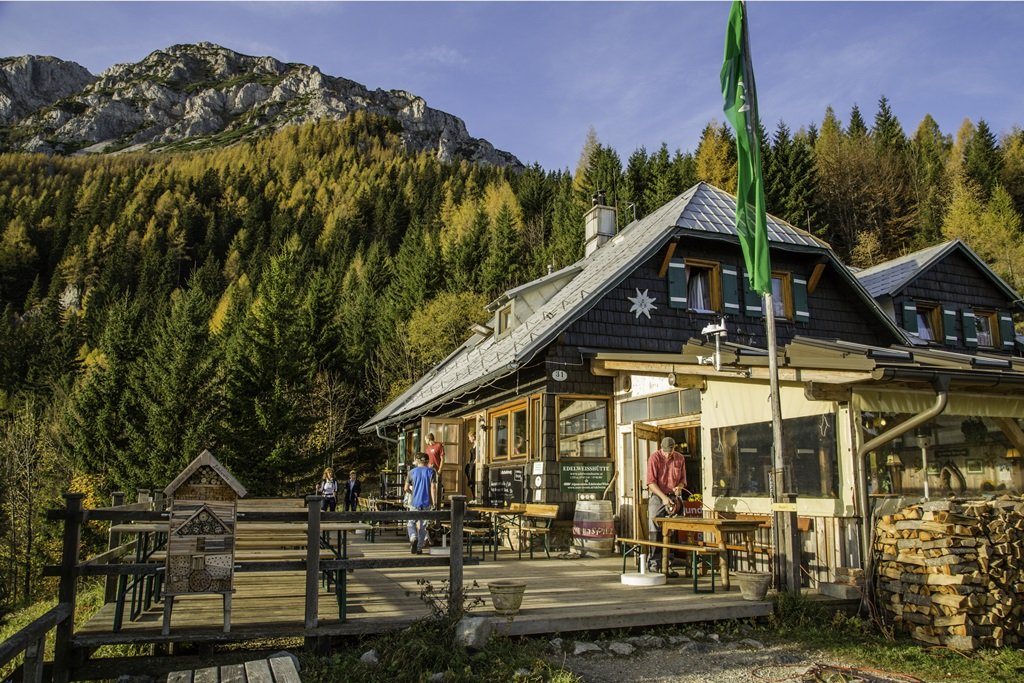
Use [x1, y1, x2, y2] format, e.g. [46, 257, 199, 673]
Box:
[1, 580, 150, 679]
[758, 592, 1024, 683]
[300, 614, 580, 683]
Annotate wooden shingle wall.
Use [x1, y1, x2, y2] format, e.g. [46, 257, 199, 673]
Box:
[564, 242, 898, 353]
[893, 249, 1016, 352]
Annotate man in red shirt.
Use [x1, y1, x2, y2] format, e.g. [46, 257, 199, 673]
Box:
[645, 436, 687, 574]
[425, 433, 445, 506]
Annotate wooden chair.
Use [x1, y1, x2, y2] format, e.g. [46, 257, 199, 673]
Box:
[518, 504, 559, 559]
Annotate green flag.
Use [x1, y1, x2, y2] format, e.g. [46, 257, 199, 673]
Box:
[721, 0, 770, 294]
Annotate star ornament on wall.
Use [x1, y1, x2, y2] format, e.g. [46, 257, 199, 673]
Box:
[627, 288, 658, 319]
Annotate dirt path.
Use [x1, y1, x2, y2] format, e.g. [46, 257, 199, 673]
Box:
[549, 631, 928, 683]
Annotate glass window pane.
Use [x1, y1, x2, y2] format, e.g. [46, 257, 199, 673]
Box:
[559, 398, 609, 458]
[494, 414, 509, 458]
[580, 437, 605, 458]
[688, 268, 711, 312]
[711, 415, 838, 498]
[620, 398, 648, 425]
[680, 389, 700, 415]
[917, 312, 934, 341]
[649, 391, 680, 420]
[772, 277, 786, 317]
[512, 409, 527, 455]
[976, 314, 994, 347]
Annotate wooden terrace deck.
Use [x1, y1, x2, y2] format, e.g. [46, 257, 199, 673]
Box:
[76, 531, 771, 650]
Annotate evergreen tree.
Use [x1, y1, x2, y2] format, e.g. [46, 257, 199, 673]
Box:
[481, 202, 525, 298]
[909, 115, 952, 246]
[128, 285, 222, 486]
[847, 104, 868, 139]
[219, 236, 319, 494]
[621, 148, 651, 224]
[965, 119, 1003, 198]
[62, 297, 147, 490]
[999, 127, 1024, 219]
[872, 96, 906, 152]
[546, 172, 584, 270]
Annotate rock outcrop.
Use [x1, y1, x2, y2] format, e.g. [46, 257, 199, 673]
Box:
[0, 55, 96, 125]
[0, 42, 521, 168]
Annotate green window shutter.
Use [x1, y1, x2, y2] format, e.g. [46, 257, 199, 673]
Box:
[722, 266, 740, 316]
[667, 258, 687, 309]
[999, 313, 1015, 351]
[942, 307, 959, 345]
[902, 302, 919, 335]
[743, 270, 763, 318]
[962, 309, 978, 348]
[792, 276, 810, 323]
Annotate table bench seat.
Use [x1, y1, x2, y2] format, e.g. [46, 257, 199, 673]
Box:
[616, 537, 722, 593]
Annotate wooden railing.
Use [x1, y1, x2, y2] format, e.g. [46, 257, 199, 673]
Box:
[0, 492, 470, 683]
[0, 603, 72, 683]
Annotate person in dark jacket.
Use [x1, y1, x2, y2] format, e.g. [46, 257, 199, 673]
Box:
[343, 470, 362, 511]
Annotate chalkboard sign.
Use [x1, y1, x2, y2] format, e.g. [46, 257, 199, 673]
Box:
[487, 465, 525, 506]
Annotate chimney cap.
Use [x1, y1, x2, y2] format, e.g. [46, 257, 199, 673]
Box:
[592, 191, 607, 207]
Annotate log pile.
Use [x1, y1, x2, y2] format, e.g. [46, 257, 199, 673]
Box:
[873, 495, 1024, 650]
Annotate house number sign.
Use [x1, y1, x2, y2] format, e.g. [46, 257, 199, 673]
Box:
[552, 370, 568, 382]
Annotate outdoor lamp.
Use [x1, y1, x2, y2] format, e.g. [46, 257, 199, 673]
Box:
[885, 453, 903, 468]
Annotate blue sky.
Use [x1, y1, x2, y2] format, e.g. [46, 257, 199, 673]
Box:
[2, 1, 1022, 170]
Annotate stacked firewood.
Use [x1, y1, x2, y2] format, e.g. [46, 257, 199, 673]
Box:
[873, 495, 1024, 650]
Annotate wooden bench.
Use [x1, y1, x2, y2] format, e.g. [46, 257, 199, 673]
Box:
[515, 504, 559, 559]
[616, 537, 722, 593]
[168, 653, 300, 683]
[440, 521, 495, 559]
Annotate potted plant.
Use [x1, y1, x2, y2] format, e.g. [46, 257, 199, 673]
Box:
[734, 571, 772, 601]
[487, 580, 526, 615]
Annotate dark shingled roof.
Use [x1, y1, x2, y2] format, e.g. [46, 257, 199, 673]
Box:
[360, 183, 894, 432]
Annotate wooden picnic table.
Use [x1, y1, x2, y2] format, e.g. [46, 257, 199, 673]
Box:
[466, 506, 524, 560]
[654, 517, 762, 590]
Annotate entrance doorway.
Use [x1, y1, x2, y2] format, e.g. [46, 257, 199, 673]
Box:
[628, 421, 702, 540]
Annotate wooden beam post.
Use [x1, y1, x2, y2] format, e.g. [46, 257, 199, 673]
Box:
[304, 495, 322, 634]
[779, 493, 801, 593]
[448, 496, 466, 620]
[104, 491, 125, 604]
[53, 493, 83, 683]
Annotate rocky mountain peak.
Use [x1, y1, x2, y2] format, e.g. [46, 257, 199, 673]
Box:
[0, 55, 95, 125]
[0, 42, 521, 168]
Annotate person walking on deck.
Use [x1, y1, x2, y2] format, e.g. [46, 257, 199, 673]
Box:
[405, 454, 436, 554]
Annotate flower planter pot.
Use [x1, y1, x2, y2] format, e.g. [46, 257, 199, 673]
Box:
[734, 571, 772, 601]
[488, 580, 526, 615]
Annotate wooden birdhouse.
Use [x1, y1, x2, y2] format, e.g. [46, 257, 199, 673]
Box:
[161, 449, 247, 634]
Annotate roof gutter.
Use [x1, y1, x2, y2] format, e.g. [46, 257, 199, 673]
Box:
[855, 374, 949, 605]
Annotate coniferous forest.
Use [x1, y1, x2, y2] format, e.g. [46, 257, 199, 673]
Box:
[1, 99, 1023, 607]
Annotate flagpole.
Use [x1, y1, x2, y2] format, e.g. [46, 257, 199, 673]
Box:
[721, 0, 801, 593]
[763, 291, 799, 593]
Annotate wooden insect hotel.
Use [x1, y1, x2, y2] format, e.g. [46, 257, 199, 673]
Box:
[161, 449, 247, 634]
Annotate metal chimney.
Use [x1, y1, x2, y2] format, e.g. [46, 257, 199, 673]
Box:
[584, 191, 616, 257]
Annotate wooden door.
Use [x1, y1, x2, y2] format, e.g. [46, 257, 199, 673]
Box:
[421, 417, 462, 502]
[632, 422, 663, 540]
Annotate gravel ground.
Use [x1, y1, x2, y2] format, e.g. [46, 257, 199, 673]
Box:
[548, 631, 923, 683]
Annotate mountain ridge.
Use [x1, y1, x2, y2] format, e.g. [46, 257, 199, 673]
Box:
[0, 42, 522, 167]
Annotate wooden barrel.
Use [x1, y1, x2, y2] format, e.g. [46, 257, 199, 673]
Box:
[572, 500, 614, 556]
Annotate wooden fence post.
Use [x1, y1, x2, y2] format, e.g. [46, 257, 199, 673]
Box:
[103, 491, 125, 604]
[304, 495, 322, 632]
[52, 492, 83, 683]
[780, 493, 802, 593]
[448, 496, 465, 620]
